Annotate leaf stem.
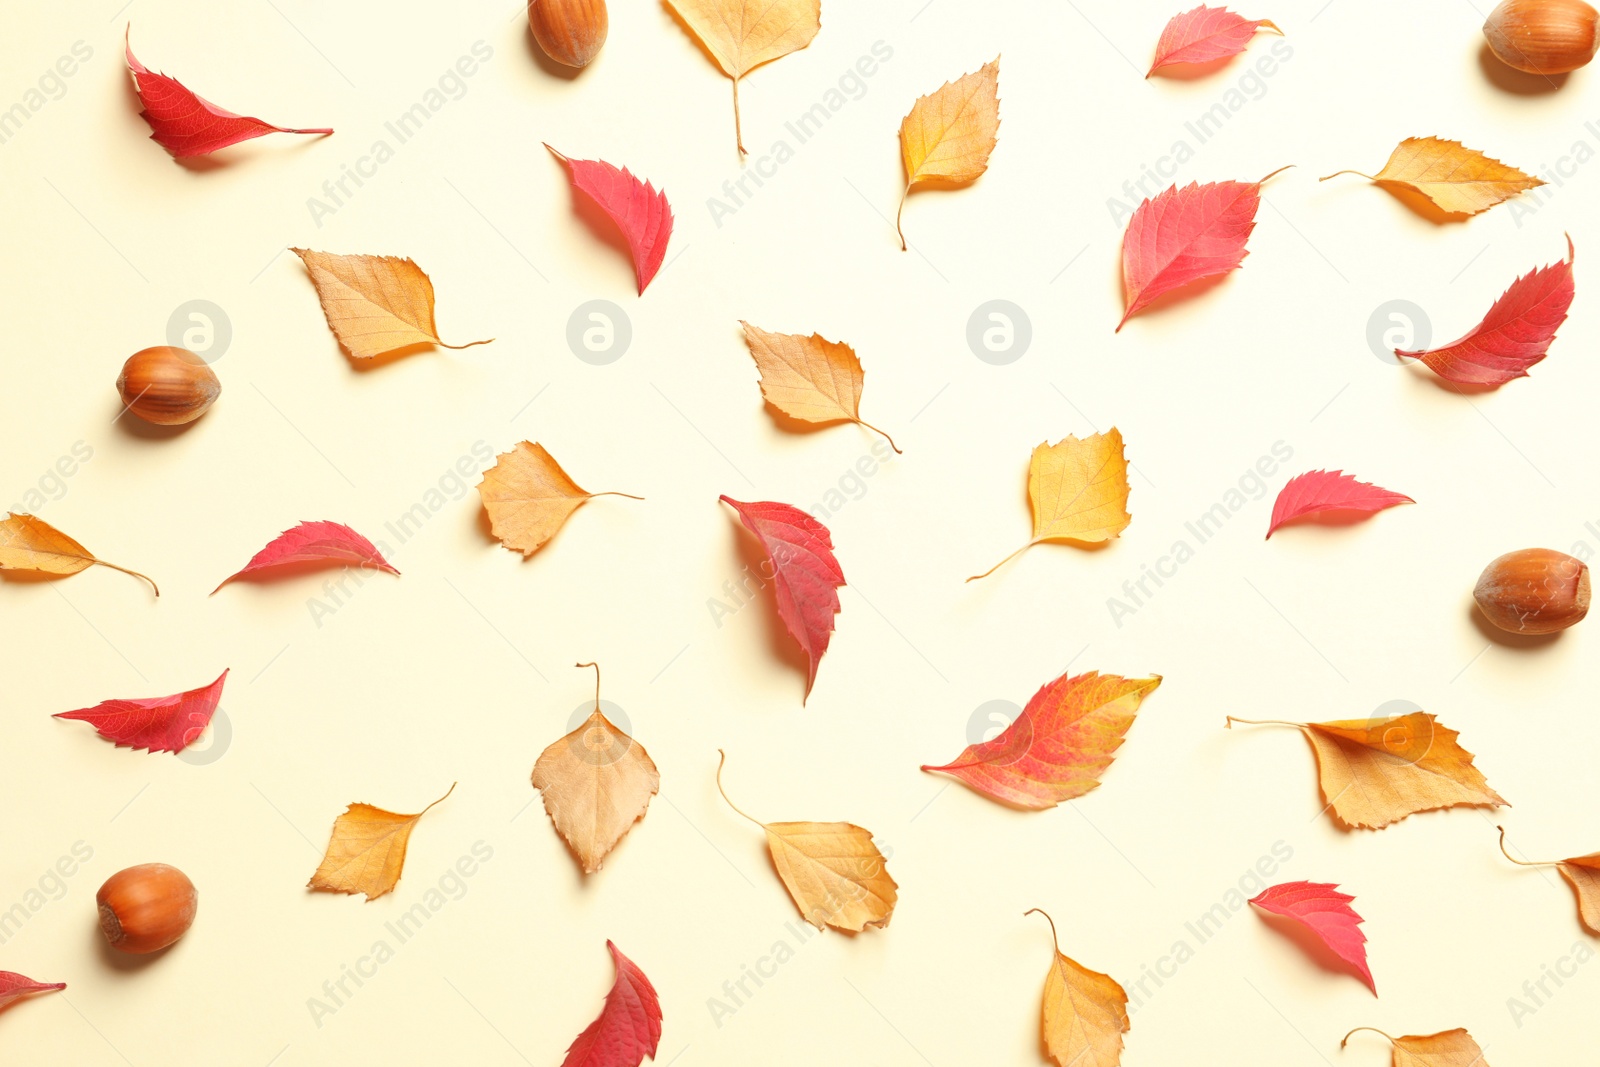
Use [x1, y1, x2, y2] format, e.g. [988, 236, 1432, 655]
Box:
[1497, 825, 1555, 867]
[732, 77, 746, 157]
[95, 559, 159, 597]
[590, 491, 646, 502]
[856, 419, 902, 454]
[895, 185, 911, 251]
[419, 781, 458, 817]
[1224, 716, 1305, 730]
[1318, 169, 1376, 183]
[576, 661, 602, 713]
[1259, 164, 1294, 185]
[284, 127, 335, 136]
[966, 541, 1032, 583]
[436, 337, 495, 351]
[1024, 907, 1061, 954]
[1340, 1027, 1395, 1049]
[714, 749, 765, 829]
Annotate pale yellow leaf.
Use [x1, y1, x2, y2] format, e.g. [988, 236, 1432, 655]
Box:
[291, 249, 491, 360]
[739, 322, 899, 452]
[478, 442, 641, 558]
[0, 513, 157, 595]
[1343, 1027, 1491, 1067]
[1029, 909, 1129, 1067]
[1321, 137, 1542, 216]
[896, 58, 1001, 248]
[309, 784, 455, 901]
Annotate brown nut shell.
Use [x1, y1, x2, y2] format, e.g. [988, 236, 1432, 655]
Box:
[1484, 0, 1600, 74]
[116, 347, 221, 426]
[529, 0, 608, 68]
[97, 863, 198, 954]
[1474, 547, 1591, 634]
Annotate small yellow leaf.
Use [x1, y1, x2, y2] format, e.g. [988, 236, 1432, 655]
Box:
[1321, 137, 1542, 216]
[309, 783, 455, 901]
[897, 58, 1001, 249]
[478, 442, 642, 558]
[739, 322, 900, 452]
[291, 249, 492, 360]
[0, 513, 157, 595]
[1343, 1026, 1491, 1067]
[1498, 826, 1600, 935]
[1028, 909, 1129, 1067]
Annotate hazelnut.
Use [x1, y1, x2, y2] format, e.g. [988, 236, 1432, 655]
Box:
[1474, 547, 1591, 634]
[97, 863, 198, 954]
[1484, 0, 1600, 74]
[116, 346, 220, 426]
[529, 0, 608, 68]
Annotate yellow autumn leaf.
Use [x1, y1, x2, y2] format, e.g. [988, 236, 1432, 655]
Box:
[309, 783, 455, 901]
[0, 513, 158, 595]
[664, 0, 821, 155]
[1342, 1026, 1491, 1067]
[1498, 826, 1600, 935]
[969, 428, 1131, 582]
[478, 442, 642, 558]
[1321, 137, 1543, 216]
[531, 664, 660, 874]
[1027, 909, 1129, 1067]
[291, 249, 492, 361]
[739, 321, 900, 452]
[716, 751, 897, 932]
[897, 58, 1001, 249]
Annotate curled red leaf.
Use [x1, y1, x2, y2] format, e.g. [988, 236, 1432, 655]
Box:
[560, 941, 662, 1067]
[1148, 5, 1282, 76]
[55, 670, 228, 754]
[1250, 880, 1374, 994]
[548, 145, 674, 294]
[1266, 470, 1413, 539]
[214, 520, 398, 593]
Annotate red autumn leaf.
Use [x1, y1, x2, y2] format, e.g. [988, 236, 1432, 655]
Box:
[560, 941, 663, 1067]
[719, 496, 844, 701]
[125, 27, 332, 158]
[1250, 880, 1375, 994]
[0, 972, 65, 1011]
[1266, 470, 1413, 539]
[213, 520, 398, 593]
[1397, 236, 1575, 386]
[548, 145, 674, 295]
[1148, 5, 1282, 75]
[55, 670, 228, 754]
[1117, 168, 1286, 331]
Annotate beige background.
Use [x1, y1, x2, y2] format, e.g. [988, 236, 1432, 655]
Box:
[2, 0, 1597, 1063]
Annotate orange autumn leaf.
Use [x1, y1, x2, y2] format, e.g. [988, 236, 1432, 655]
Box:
[291, 249, 492, 361]
[897, 58, 1001, 249]
[309, 783, 455, 901]
[1027, 909, 1129, 1067]
[1227, 713, 1505, 830]
[739, 322, 900, 453]
[478, 442, 642, 558]
[1321, 137, 1542, 217]
[1342, 1026, 1491, 1067]
[1498, 826, 1600, 935]
[0, 513, 158, 595]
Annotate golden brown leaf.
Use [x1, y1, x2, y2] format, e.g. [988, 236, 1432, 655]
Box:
[309, 783, 455, 901]
[531, 664, 660, 874]
[1027, 908, 1129, 1067]
[739, 322, 900, 452]
[969, 428, 1131, 581]
[291, 249, 492, 360]
[1342, 1026, 1491, 1066]
[478, 442, 642, 558]
[716, 751, 896, 932]
[1320, 137, 1542, 216]
[0, 513, 157, 595]
[1498, 826, 1600, 935]
[897, 58, 1001, 249]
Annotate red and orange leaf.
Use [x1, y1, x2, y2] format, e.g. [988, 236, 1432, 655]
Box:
[922, 671, 1162, 810]
[560, 941, 663, 1067]
[214, 520, 398, 592]
[1398, 236, 1575, 386]
[549, 146, 674, 294]
[1250, 881, 1375, 993]
[54, 670, 228, 754]
[1148, 6, 1282, 75]
[0, 972, 65, 1011]
[1266, 470, 1413, 538]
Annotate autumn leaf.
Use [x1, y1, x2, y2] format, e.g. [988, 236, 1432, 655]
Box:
[922, 671, 1161, 810]
[1249, 881, 1374, 993]
[0, 972, 65, 1011]
[739, 322, 900, 452]
[1342, 1027, 1490, 1066]
[897, 58, 1000, 250]
[664, 0, 820, 155]
[716, 751, 896, 932]
[547, 146, 674, 295]
[1118, 167, 1288, 330]
[213, 520, 398, 593]
[1266, 470, 1413, 539]
[55, 670, 228, 755]
[125, 28, 331, 157]
[479, 442, 642, 558]
[309, 783, 455, 901]
[290, 249, 492, 361]
[1027, 909, 1129, 1067]
[0, 513, 158, 595]
[560, 941, 662, 1067]
[1498, 826, 1600, 935]
[532, 664, 660, 874]
[719, 496, 844, 700]
[1227, 713, 1505, 830]
[1397, 236, 1575, 386]
[969, 429, 1131, 581]
[1321, 137, 1542, 216]
[1147, 6, 1282, 76]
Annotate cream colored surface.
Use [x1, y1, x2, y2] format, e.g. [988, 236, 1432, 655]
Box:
[1, 1, 1597, 1063]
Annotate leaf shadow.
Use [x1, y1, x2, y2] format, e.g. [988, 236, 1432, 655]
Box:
[1146, 55, 1239, 80]
[214, 560, 391, 595]
[1477, 42, 1570, 95]
[1398, 361, 1503, 396]
[658, 0, 722, 77]
[1268, 508, 1401, 537]
[1371, 182, 1473, 225]
[0, 569, 72, 588]
[1251, 907, 1375, 995]
[1119, 270, 1234, 329]
[724, 514, 810, 693]
[1467, 598, 1566, 649]
[762, 401, 845, 440]
[345, 341, 438, 373]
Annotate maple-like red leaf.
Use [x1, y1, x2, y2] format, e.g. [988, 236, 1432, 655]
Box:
[125, 28, 332, 158]
[0, 972, 66, 1011]
[1148, 5, 1282, 75]
[1250, 881, 1375, 994]
[548, 145, 674, 295]
[560, 941, 663, 1067]
[1397, 236, 1575, 386]
[55, 670, 228, 754]
[213, 520, 398, 593]
[719, 496, 844, 701]
[1266, 470, 1413, 539]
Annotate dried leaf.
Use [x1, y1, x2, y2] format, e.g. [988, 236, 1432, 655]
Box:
[896, 58, 1001, 249]
[1266, 470, 1413, 539]
[290, 249, 492, 361]
[1148, 6, 1282, 75]
[309, 783, 455, 901]
[1027, 909, 1129, 1067]
[1498, 826, 1600, 935]
[1249, 881, 1374, 993]
[0, 513, 158, 595]
[739, 322, 900, 452]
[664, 0, 821, 155]
[479, 442, 642, 558]
[969, 429, 1131, 581]
[214, 520, 398, 593]
[717, 752, 896, 932]
[922, 671, 1162, 809]
[560, 941, 662, 1067]
[55, 670, 228, 755]
[547, 146, 674, 294]
[0, 972, 65, 1011]
[1321, 137, 1542, 216]
[1342, 1027, 1490, 1067]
